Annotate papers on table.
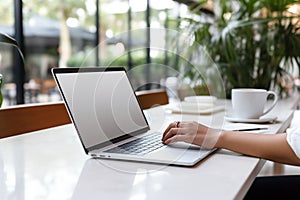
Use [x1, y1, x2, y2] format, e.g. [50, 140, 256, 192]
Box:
[223, 123, 269, 133]
[165, 95, 225, 115]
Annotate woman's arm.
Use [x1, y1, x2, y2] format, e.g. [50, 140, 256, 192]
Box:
[162, 121, 300, 166]
[217, 131, 300, 166]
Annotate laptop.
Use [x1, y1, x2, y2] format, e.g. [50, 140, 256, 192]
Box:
[52, 67, 216, 166]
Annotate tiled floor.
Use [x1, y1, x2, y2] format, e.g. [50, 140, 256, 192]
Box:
[259, 161, 300, 176]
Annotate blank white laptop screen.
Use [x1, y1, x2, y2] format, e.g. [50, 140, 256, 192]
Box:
[55, 70, 149, 149]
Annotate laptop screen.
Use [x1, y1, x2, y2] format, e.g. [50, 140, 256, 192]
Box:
[53, 68, 149, 151]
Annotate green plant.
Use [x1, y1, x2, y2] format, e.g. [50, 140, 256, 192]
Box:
[0, 32, 24, 107]
[179, 0, 300, 98]
[0, 32, 24, 60]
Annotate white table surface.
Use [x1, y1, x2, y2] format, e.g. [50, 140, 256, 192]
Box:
[0, 94, 298, 200]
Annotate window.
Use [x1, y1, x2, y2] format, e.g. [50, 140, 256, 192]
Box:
[0, 0, 186, 107]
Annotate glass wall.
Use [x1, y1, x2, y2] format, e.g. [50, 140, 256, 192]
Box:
[22, 0, 96, 104]
[0, 0, 15, 105]
[0, 0, 189, 107]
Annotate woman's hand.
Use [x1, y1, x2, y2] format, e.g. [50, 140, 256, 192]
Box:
[161, 121, 222, 149]
[162, 122, 300, 166]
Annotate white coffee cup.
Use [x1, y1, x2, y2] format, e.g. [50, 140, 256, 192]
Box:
[231, 88, 278, 119]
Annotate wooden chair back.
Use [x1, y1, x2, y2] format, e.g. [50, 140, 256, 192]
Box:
[0, 89, 169, 138]
[136, 89, 169, 109]
[0, 102, 71, 139]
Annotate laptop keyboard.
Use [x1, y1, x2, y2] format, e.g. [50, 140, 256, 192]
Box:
[105, 132, 164, 156]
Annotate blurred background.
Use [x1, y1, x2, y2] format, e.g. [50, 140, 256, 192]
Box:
[1, 0, 300, 107]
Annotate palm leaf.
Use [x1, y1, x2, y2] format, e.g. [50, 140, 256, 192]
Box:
[0, 32, 24, 107]
[0, 32, 24, 61]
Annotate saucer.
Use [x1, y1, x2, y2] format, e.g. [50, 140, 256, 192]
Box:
[224, 116, 277, 123]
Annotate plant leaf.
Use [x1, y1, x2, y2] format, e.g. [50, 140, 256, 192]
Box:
[0, 32, 24, 61]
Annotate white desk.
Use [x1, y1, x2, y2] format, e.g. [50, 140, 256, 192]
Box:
[0, 95, 298, 200]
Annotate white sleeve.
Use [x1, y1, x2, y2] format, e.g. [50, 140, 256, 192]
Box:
[286, 126, 300, 159]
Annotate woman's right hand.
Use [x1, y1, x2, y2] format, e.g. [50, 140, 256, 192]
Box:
[162, 121, 222, 149]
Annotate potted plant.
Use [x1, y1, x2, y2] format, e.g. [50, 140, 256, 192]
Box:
[0, 32, 23, 107]
[176, 0, 300, 98]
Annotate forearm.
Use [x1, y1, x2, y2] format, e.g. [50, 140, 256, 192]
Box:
[216, 131, 300, 166]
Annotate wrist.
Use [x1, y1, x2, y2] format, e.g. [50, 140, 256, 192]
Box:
[203, 128, 225, 149]
[215, 130, 228, 149]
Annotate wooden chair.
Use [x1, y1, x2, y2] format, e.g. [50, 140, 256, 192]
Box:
[0, 102, 71, 139]
[0, 89, 168, 138]
[136, 89, 169, 109]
